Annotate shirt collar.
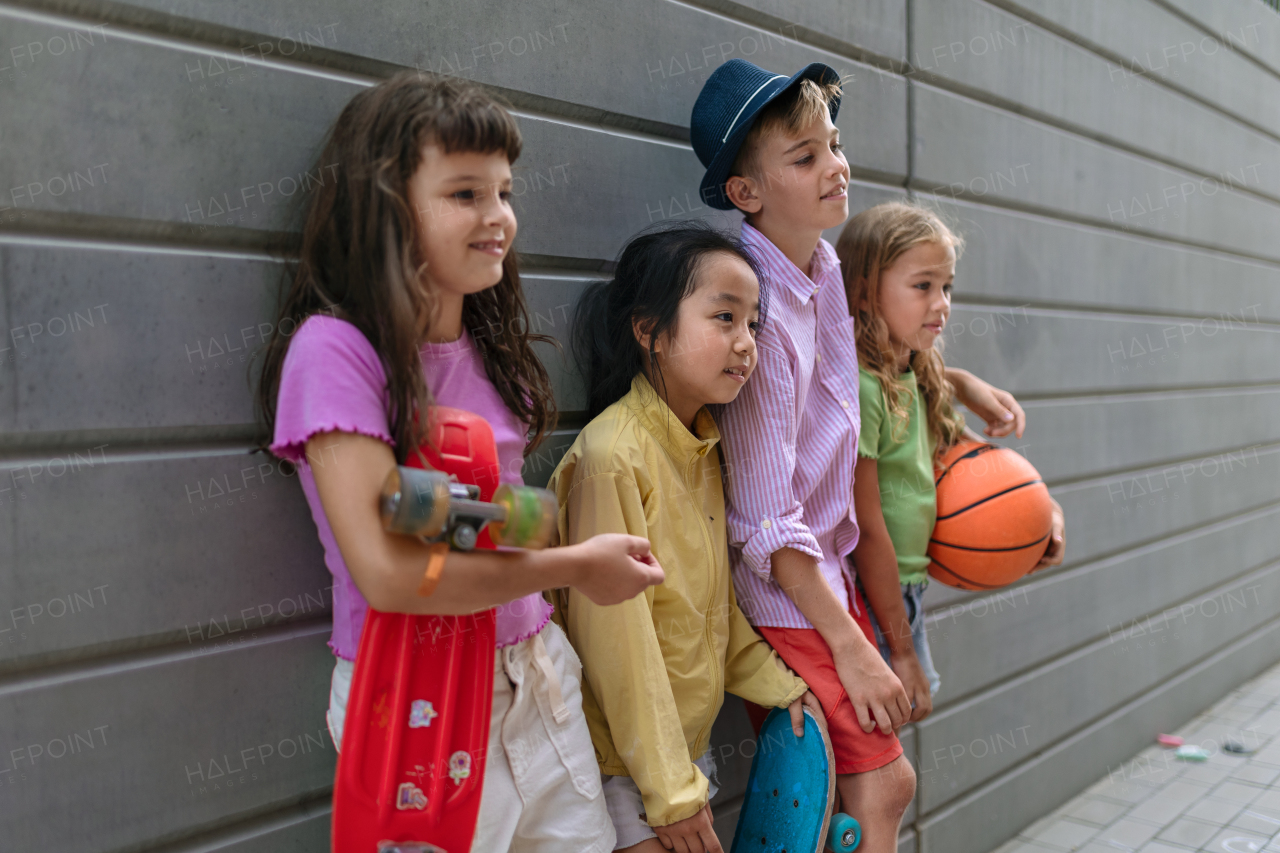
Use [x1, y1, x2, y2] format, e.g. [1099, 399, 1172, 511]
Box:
[741, 221, 840, 306]
[624, 373, 720, 463]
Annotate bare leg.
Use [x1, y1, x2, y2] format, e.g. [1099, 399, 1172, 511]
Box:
[835, 754, 916, 853]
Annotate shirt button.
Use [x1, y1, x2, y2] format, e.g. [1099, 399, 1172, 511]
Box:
[841, 400, 850, 409]
[762, 519, 772, 530]
[815, 353, 821, 362]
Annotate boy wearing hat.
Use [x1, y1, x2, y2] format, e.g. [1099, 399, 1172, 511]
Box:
[691, 59, 1027, 853]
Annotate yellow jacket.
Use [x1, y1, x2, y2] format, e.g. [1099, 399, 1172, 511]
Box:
[549, 374, 807, 827]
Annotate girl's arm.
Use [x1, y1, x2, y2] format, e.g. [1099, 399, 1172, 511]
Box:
[852, 456, 934, 722]
[943, 373, 1067, 572]
[946, 366, 1025, 439]
[307, 430, 663, 614]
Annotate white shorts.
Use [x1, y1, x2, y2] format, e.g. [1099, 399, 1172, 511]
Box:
[602, 750, 719, 850]
[327, 621, 613, 853]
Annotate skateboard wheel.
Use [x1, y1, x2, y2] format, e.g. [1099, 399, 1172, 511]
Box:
[381, 466, 451, 537]
[489, 485, 557, 549]
[828, 814, 861, 852]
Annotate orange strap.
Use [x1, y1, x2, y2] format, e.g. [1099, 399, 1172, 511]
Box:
[417, 542, 449, 597]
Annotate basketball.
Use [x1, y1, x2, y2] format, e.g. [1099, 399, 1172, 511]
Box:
[928, 441, 1054, 590]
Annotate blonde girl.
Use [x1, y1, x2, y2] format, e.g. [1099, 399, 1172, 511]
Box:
[836, 202, 1064, 719]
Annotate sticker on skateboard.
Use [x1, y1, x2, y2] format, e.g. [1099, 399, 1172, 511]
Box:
[332, 407, 559, 853]
[731, 706, 861, 853]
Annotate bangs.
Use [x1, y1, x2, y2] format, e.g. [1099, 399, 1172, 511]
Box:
[419, 80, 522, 164]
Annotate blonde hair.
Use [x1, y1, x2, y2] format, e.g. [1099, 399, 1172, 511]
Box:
[731, 77, 842, 180]
[836, 202, 966, 458]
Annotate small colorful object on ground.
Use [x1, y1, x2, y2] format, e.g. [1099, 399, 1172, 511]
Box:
[1222, 740, 1254, 755]
[1175, 745, 1211, 761]
[1156, 734, 1184, 747]
[731, 706, 860, 853]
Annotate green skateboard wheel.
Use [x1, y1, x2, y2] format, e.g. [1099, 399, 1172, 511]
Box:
[489, 485, 557, 550]
[828, 813, 861, 852]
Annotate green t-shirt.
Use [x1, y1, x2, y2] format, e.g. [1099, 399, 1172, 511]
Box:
[858, 367, 937, 584]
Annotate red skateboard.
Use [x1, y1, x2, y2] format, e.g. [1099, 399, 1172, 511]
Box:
[331, 407, 556, 853]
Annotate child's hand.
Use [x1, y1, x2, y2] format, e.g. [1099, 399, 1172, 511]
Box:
[833, 639, 911, 735]
[787, 690, 825, 737]
[948, 368, 1026, 439]
[653, 802, 723, 853]
[1032, 499, 1065, 572]
[889, 649, 933, 723]
[567, 534, 665, 605]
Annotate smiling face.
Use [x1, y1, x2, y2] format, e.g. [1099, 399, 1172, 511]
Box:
[406, 145, 516, 339]
[642, 252, 761, 428]
[727, 111, 850, 244]
[872, 240, 957, 372]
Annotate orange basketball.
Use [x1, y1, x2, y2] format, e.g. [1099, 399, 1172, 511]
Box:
[928, 441, 1053, 590]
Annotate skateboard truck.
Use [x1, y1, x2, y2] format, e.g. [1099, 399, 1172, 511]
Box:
[380, 466, 557, 551]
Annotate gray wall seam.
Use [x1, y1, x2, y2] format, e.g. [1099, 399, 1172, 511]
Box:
[917, 611, 1280, 826]
[0, 620, 332, 696]
[1144, 0, 1280, 82]
[920, 517, 1280, 703]
[982, 0, 1280, 144]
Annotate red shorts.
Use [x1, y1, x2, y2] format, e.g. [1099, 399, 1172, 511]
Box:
[744, 587, 903, 775]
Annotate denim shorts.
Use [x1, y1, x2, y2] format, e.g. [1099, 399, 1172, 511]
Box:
[865, 581, 942, 698]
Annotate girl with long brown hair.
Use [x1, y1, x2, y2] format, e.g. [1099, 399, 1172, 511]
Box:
[258, 71, 662, 851]
[836, 201, 1064, 720]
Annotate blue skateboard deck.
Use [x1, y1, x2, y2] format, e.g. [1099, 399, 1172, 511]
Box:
[730, 707, 861, 853]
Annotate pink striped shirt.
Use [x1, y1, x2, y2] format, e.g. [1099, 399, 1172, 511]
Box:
[719, 222, 862, 629]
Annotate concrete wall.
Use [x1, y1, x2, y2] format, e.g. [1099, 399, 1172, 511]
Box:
[1, 1, 1277, 850]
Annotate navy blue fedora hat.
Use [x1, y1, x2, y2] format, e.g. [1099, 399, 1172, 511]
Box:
[691, 58, 841, 211]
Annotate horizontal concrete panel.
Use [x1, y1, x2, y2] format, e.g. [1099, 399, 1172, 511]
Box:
[925, 503, 1280, 710]
[0, 243, 277, 433]
[1157, 0, 1280, 78]
[0, 11, 361, 230]
[926, 196, 1280, 323]
[0, 10, 904, 254]
[916, 614, 1280, 853]
[119, 0, 906, 141]
[1005, 0, 1280, 138]
[732, 0, 906, 61]
[986, 385, 1280, 483]
[187, 802, 331, 853]
[0, 625, 335, 851]
[944, 303, 1280, 395]
[912, 84, 1280, 262]
[1049, 443, 1280, 570]
[911, 0, 1280, 202]
[0, 449, 328, 672]
[918, 561, 1280, 812]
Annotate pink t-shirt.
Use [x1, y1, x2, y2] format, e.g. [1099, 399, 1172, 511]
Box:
[270, 314, 552, 660]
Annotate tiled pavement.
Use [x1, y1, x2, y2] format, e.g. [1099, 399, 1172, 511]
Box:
[992, 661, 1280, 853]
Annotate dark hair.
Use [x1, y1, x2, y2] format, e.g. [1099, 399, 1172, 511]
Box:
[572, 221, 767, 420]
[257, 71, 557, 462]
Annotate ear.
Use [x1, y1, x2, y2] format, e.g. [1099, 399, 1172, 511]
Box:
[631, 317, 660, 356]
[725, 174, 763, 214]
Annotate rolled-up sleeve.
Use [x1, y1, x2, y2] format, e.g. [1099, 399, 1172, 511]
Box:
[720, 339, 823, 579]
